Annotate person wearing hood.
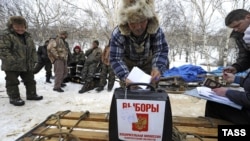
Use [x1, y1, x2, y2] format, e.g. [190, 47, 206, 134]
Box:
[70, 45, 85, 66]
[0, 16, 43, 106]
[68, 45, 85, 76]
[109, 0, 169, 88]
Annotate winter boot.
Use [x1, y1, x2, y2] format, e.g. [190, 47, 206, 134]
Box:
[61, 83, 67, 87]
[53, 88, 64, 92]
[26, 83, 43, 100]
[7, 86, 24, 106]
[27, 95, 43, 100]
[96, 86, 104, 92]
[46, 78, 52, 83]
[107, 83, 114, 92]
[78, 83, 92, 94]
[10, 97, 25, 106]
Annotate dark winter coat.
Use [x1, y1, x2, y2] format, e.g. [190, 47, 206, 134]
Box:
[0, 29, 37, 71]
[226, 72, 250, 118]
[37, 45, 50, 63]
[230, 31, 250, 72]
[65, 41, 72, 64]
[85, 47, 102, 64]
[71, 51, 85, 65]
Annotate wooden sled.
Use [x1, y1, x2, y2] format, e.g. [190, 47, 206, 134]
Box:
[16, 111, 233, 141]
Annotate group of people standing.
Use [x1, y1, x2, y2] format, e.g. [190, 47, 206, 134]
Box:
[36, 32, 116, 94]
[0, 16, 116, 106]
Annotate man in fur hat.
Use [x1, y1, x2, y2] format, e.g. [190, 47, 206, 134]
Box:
[110, 0, 169, 87]
[0, 16, 43, 106]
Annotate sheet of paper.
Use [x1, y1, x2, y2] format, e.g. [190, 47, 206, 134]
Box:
[196, 87, 242, 109]
[120, 107, 138, 124]
[185, 87, 242, 109]
[127, 66, 152, 89]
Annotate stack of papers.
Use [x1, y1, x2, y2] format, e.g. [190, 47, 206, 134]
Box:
[185, 87, 242, 109]
[127, 67, 152, 89]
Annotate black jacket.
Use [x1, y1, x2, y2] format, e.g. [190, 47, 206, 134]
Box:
[37, 45, 50, 63]
[226, 72, 250, 118]
[230, 31, 250, 72]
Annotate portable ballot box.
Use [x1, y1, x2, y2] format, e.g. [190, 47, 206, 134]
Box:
[109, 83, 172, 141]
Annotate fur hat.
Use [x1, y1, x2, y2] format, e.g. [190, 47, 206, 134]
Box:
[7, 16, 27, 29]
[59, 31, 68, 35]
[117, 0, 159, 35]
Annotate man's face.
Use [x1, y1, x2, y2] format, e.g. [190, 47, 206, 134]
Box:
[92, 42, 97, 48]
[60, 34, 67, 39]
[12, 24, 26, 35]
[128, 19, 148, 36]
[228, 15, 250, 33]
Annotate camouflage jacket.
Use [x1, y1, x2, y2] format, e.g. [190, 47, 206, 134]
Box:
[47, 37, 69, 63]
[71, 51, 85, 64]
[0, 29, 37, 71]
[85, 47, 102, 64]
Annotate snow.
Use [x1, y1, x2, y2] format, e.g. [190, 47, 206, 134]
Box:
[0, 60, 208, 141]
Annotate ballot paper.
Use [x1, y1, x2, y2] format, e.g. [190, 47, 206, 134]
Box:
[127, 66, 152, 89]
[197, 87, 242, 109]
[185, 87, 242, 110]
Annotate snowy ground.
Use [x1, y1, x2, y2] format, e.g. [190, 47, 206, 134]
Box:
[0, 60, 208, 141]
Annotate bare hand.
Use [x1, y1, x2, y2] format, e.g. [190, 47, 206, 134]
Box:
[223, 66, 237, 74]
[223, 72, 235, 84]
[212, 87, 228, 97]
[125, 78, 133, 86]
[151, 68, 161, 83]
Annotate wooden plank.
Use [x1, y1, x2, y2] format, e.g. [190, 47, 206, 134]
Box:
[166, 90, 185, 94]
[176, 126, 217, 137]
[32, 127, 108, 141]
[186, 137, 217, 141]
[62, 112, 109, 122]
[45, 119, 108, 130]
[59, 112, 232, 127]
[173, 116, 233, 127]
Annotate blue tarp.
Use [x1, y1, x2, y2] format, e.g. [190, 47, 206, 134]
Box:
[163, 64, 207, 82]
[163, 65, 250, 83]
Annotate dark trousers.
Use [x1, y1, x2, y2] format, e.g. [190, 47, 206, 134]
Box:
[33, 61, 52, 80]
[99, 64, 115, 89]
[205, 101, 250, 124]
[5, 71, 37, 99]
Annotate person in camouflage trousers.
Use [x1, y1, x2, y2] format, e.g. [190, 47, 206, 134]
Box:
[96, 39, 116, 92]
[47, 31, 69, 93]
[0, 16, 43, 106]
[33, 40, 52, 83]
[79, 40, 102, 94]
